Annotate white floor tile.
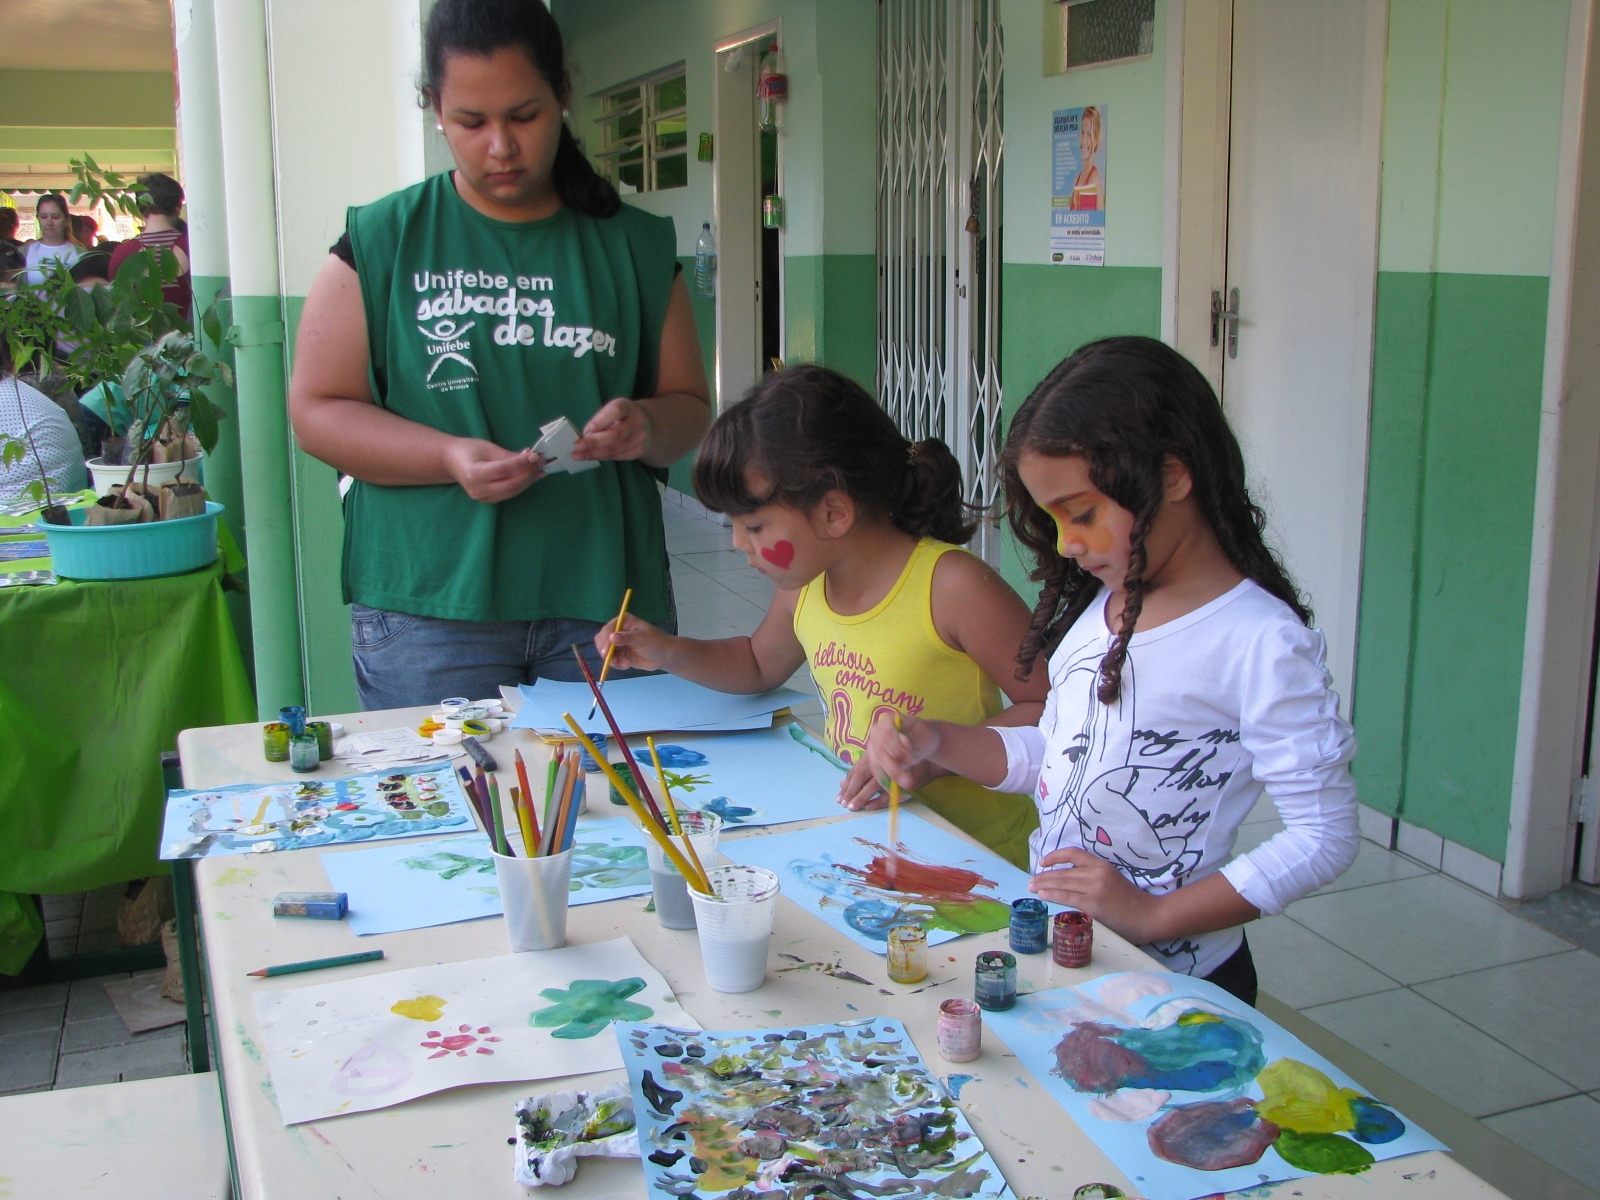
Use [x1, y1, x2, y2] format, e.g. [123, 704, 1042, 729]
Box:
[665, 530, 734, 553]
[1413, 950, 1600, 1091]
[1249, 914, 1400, 1008]
[669, 568, 737, 602]
[675, 548, 755, 576]
[1240, 792, 1280, 826]
[1483, 1094, 1600, 1192]
[1309, 839, 1432, 896]
[1230, 819, 1283, 856]
[1301, 988, 1577, 1118]
[1286, 872, 1573, 984]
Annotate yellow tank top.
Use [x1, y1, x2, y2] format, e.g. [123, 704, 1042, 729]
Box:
[793, 537, 1038, 868]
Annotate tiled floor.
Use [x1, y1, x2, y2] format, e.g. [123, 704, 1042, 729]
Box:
[5, 493, 1599, 1194]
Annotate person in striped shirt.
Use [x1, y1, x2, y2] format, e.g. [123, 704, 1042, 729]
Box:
[108, 173, 191, 317]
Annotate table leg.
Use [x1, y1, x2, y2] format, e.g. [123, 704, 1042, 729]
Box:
[162, 750, 210, 1074]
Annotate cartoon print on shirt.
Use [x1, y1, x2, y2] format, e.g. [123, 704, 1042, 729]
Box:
[1038, 637, 1245, 972]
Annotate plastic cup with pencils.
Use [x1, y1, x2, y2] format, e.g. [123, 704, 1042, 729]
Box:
[493, 844, 572, 952]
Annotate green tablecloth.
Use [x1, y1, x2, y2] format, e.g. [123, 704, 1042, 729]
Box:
[0, 525, 255, 972]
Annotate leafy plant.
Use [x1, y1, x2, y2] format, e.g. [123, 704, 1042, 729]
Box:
[66, 154, 152, 223]
[112, 329, 233, 501]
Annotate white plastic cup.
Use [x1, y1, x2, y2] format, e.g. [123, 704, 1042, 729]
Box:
[493, 847, 572, 951]
[644, 810, 723, 930]
[690, 864, 780, 993]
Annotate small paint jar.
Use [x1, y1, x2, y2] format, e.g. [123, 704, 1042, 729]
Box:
[607, 759, 636, 806]
[289, 733, 320, 773]
[974, 950, 1017, 1011]
[306, 720, 333, 761]
[1009, 897, 1049, 954]
[278, 704, 306, 736]
[937, 997, 982, 1062]
[886, 924, 928, 984]
[579, 734, 608, 774]
[262, 721, 290, 763]
[1053, 910, 1094, 968]
[439, 696, 469, 716]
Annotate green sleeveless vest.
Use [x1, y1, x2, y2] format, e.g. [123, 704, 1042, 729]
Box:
[343, 173, 678, 625]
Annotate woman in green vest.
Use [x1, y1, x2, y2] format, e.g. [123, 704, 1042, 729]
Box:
[290, 0, 710, 710]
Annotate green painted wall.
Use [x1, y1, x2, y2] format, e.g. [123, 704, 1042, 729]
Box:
[784, 253, 876, 389]
[0, 71, 175, 127]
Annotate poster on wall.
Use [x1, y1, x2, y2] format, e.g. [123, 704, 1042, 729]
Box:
[1051, 105, 1107, 265]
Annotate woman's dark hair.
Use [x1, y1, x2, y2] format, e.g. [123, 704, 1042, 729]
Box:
[695, 364, 977, 546]
[0, 208, 17, 237]
[1003, 336, 1309, 702]
[136, 172, 184, 217]
[421, 0, 620, 219]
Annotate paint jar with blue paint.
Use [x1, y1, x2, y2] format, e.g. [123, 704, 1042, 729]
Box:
[974, 950, 1017, 1011]
[578, 733, 608, 774]
[1009, 897, 1049, 954]
[279, 704, 307, 736]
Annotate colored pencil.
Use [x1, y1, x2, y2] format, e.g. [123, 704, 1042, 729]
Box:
[588, 587, 634, 718]
[538, 755, 565, 857]
[514, 749, 540, 849]
[559, 758, 583, 851]
[649, 735, 709, 892]
[511, 785, 535, 853]
[548, 751, 578, 857]
[459, 764, 490, 835]
[487, 773, 510, 857]
[563, 715, 709, 892]
[247, 949, 384, 978]
[572, 646, 668, 829]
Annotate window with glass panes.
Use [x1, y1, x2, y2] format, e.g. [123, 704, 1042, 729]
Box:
[595, 67, 687, 193]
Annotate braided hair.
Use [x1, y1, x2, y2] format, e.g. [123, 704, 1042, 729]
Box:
[1002, 336, 1309, 703]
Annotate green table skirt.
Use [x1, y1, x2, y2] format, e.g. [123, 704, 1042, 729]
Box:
[0, 558, 254, 972]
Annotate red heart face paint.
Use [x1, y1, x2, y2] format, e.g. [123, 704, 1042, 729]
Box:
[760, 540, 796, 570]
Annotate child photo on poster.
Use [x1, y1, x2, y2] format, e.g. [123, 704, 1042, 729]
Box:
[1051, 104, 1108, 265]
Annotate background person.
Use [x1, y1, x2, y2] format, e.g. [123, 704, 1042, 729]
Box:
[109, 173, 191, 315]
[289, 0, 711, 710]
[21, 194, 81, 285]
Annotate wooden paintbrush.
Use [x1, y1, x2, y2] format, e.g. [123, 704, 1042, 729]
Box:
[572, 645, 668, 829]
[649, 734, 709, 891]
[588, 587, 633, 718]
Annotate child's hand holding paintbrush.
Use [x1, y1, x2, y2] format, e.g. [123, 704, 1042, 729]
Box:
[860, 709, 1018, 809]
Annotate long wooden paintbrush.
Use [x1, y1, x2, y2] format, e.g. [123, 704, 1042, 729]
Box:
[563, 715, 709, 892]
[649, 734, 710, 891]
[588, 587, 633, 719]
[886, 713, 906, 886]
[572, 645, 668, 829]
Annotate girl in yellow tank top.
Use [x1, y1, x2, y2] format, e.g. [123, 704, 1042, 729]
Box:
[594, 365, 1047, 867]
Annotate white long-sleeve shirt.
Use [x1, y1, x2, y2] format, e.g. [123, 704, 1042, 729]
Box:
[991, 579, 1359, 977]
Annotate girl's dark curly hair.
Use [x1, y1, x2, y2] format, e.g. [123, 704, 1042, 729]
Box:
[1002, 336, 1309, 703]
[694, 364, 977, 545]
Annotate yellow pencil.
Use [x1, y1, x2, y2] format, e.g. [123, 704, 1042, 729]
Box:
[649, 735, 710, 890]
[511, 786, 536, 855]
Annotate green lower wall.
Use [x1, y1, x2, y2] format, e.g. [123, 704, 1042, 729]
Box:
[1352, 271, 1549, 861]
[785, 254, 877, 390]
[997, 264, 1163, 594]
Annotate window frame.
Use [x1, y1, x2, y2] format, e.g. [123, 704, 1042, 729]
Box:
[594, 63, 688, 193]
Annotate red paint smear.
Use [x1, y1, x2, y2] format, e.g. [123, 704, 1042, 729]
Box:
[845, 838, 997, 901]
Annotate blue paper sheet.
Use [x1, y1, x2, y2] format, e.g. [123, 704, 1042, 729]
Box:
[319, 817, 653, 935]
[615, 1018, 1013, 1199]
[617, 724, 846, 828]
[160, 762, 474, 860]
[511, 674, 811, 736]
[982, 971, 1447, 1200]
[720, 809, 1046, 952]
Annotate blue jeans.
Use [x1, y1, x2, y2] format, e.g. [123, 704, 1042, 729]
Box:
[351, 605, 677, 712]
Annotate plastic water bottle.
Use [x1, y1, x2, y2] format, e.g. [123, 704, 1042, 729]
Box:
[694, 222, 716, 298]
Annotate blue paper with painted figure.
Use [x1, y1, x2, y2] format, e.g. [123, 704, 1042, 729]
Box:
[320, 818, 653, 935]
[720, 809, 1045, 952]
[981, 971, 1446, 1200]
[511, 673, 812, 736]
[615, 1017, 1012, 1199]
[159, 762, 474, 860]
[621, 724, 846, 829]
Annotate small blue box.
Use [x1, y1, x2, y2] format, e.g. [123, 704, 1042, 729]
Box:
[272, 891, 348, 920]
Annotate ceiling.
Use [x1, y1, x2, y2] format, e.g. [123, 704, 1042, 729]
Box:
[0, 0, 173, 72]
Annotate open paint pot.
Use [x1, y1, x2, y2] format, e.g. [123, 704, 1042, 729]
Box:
[645, 810, 722, 929]
[690, 864, 780, 993]
[1053, 910, 1094, 968]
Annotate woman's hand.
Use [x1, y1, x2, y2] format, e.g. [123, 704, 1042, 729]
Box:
[1029, 847, 1162, 943]
[442, 438, 544, 503]
[574, 398, 652, 462]
[593, 613, 677, 673]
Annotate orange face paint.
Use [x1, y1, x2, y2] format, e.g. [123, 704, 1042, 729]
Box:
[1046, 494, 1116, 556]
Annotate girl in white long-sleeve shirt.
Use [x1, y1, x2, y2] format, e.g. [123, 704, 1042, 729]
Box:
[861, 336, 1359, 1004]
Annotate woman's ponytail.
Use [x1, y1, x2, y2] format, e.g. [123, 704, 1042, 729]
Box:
[552, 125, 621, 218]
[898, 439, 977, 545]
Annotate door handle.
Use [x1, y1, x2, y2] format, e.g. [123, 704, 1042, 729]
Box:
[1211, 287, 1241, 358]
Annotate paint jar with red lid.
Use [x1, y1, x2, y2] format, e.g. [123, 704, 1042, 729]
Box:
[1053, 910, 1094, 968]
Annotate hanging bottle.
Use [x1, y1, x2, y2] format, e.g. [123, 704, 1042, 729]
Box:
[694, 222, 717, 298]
[757, 44, 787, 132]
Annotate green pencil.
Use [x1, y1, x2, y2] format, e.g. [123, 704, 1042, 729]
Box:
[487, 773, 510, 857]
[247, 949, 384, 977]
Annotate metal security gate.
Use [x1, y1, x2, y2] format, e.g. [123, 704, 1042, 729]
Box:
[877, 0, 1004, 563]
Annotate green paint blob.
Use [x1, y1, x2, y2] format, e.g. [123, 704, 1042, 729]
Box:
[529, 977, 654, 1039]
[1273, 1129, 1374, 1175]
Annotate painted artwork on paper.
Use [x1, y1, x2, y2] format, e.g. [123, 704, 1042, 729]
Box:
[321, 818, 652, 936]
[619, 724, 846, 829]
[253, 937, 696, 1125]
[160, 762, 473, 860]
[616, 1018, 1012, 1199]
[981, 971, 1446, 1200]
[720, 809, 1045, 953]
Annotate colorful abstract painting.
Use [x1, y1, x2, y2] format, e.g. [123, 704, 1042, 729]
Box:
[616, 1019, 1012, 1199]
[320, 818, 652, 936]
[160, 763, 473, 860]
[720, 809, 1047, 953]
[617, 724, 847, 829]
[981, 971, 1446, 1200]
[252, 937, 696, 1124]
